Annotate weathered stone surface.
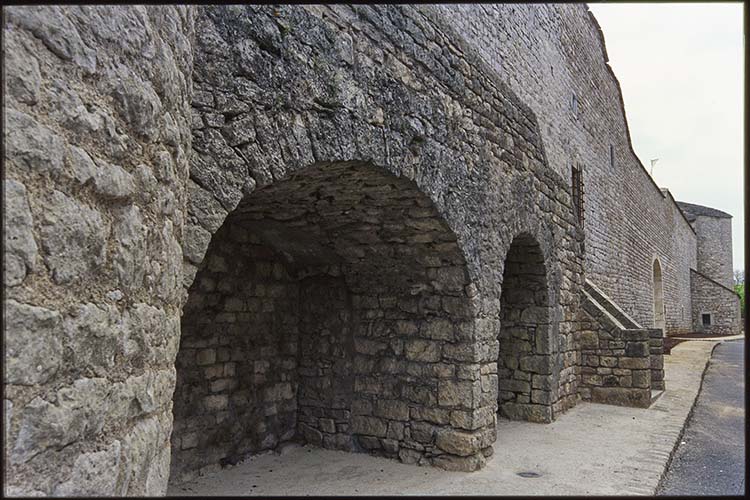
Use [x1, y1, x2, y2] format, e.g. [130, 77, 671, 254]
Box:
[435, 428, 480, 456]
[4, 109, 66, 177]
[93, 160, 136, 200]
[432, 451, 486, 472]
[52, 441, 121, 496]
[12, 378, 109, 464]
[3, 180, 38, 286]
[8, 2, 733, 493]
[3, 32, 41, 104]
[187, 179, 228, 233]
[39, 190, 109, 285]
[351, 416, 387, 438]
[4, 300, 63, 386]
[4, 6, 97, 73]
[438, 380, 480, 409]
[112, 205, 147, 290]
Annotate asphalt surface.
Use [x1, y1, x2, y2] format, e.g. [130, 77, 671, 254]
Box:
[657, 339, 745, 496]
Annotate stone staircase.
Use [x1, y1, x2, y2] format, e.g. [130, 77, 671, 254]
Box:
[579, 280, 666, 407]
[584, 280, 641, 329]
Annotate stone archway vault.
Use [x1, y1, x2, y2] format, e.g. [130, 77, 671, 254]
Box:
[170, 161, 495, 483]
[495, 232, 555, 424]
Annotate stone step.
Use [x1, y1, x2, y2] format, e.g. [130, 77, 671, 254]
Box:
[584, 279, 642, 329]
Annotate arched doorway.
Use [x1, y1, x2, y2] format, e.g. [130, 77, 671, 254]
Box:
[170, 161, 481, 482]
[653, 258, 665, 331]
[496, 233, 553, 423]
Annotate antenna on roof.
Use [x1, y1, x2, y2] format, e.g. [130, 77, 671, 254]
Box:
[650, 158, 659, 175]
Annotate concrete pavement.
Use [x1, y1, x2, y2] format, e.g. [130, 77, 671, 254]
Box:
[168, 340, 723, 496]
[657, 340, 745, 495]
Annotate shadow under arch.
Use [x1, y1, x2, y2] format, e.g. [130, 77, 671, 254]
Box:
[170, 160, 484, 482]
[495, 231, 556, 423]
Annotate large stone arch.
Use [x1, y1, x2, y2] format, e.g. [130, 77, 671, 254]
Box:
[172, 3, 586, 480]
[171, 159, 494, 481]
[652, 256, 665, 332]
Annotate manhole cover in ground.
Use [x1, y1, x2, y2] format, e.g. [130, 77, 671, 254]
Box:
[516, 471, 541, 478]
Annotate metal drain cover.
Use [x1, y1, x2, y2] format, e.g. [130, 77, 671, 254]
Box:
[516, 471, 541, 478]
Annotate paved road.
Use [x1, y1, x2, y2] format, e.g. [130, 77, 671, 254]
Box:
[657, 339, 745, 496]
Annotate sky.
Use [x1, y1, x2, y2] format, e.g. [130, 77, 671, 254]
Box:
[588, 2, 744, 273]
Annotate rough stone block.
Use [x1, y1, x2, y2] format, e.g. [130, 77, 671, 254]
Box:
[438, 380, 480, 409]
[591, 387, 650, 408]
[5, 300, 63, 386]
[351, 416, 387, 437]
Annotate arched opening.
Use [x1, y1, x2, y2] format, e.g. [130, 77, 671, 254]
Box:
[496, 233, 553, 423]
[169, 161, 478, 483]
[652, 258, 665, 332]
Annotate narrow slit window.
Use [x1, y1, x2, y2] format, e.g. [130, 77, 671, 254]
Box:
[571, 165, 584, 226]
[609, 144, 615, 169]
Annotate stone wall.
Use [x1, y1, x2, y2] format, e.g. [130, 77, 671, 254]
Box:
[690, 270, 741, 336]
[687, 211, 734, 290]
[3, 6, 194, 496]
[175, 2, 586, 479]
[578, 292, 653, 408]
[430, 4, 699, 334]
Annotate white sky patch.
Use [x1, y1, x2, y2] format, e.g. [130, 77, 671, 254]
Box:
[588, 2, 744, 272]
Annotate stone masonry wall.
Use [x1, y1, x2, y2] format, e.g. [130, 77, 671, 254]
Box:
[691, 215, 734, 290]
[431, 4, 698, 334]
[4, 4, 591, 494]
[171, 219, 300, 483]
[176, 2, 587, 478]
[690, 270, 741, 336]
[496, 234, 556, 423]
[578, 294, 652, 408]
[3, 6, 193, 496]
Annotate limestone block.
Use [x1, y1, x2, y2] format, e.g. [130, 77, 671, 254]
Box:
[591, 387, 650, 408]
[12, 378, 110, 464]
[435, 428, 480, 456]
[93, 160, 136, 200]
[438, 379, 481, 409]
[39, 190, 108, 285]
[187, 179, 228, 233]
[351, 415, 387, 437]
[500, 402, 552, 423]
[4, 300, 62, 386]
[112, 205, 147, 290]
[3, 33, 41, 104]
[63, 302, 122, 374]
[404, 339, 442, 362]
[5, 6, 97, 73]
[120, 413, 172, 495]
[52, 440, 121, 496]
[449, 407, 494, 431]
[183, 222, 212, 265]
[432, 451, 486, 472]
[519, 354, 552, 375]
[409, 406, 450, 425]
[408, 421, 436, 443]
[618, 357, 649, 370]
[374, 399, 410, 421]
[419, 319, 455, 341]
[4, 109, 66, 177]
[3, 180, 38, 286]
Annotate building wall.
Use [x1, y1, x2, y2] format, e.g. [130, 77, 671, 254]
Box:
[692, 216, 734, 290]
[4, 4, 589, 495]
[690, 270, 741, 336]
[3, 6, 194, 497]
[429, 4, 698, 333]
